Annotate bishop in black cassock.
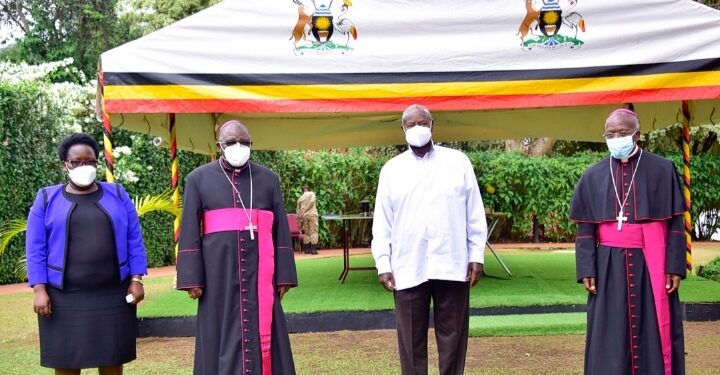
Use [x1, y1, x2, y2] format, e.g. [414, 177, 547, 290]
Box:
[569, 109, 686, 375]
[176, 121, 297, 375]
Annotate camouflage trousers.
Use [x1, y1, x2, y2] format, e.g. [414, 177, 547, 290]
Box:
[299, 215, 319, 244]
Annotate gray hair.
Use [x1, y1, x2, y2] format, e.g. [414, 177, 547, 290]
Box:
[401, 104, 433, 124]
[604, 110, 640, 131]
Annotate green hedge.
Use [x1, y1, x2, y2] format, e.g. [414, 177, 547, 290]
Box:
[698, 256, 720, 283]
[0, 82, 67, 284]
[0, 80, 210, 283]
[471, 151, 601, 241]
[82, 130, 211, 268]
[259, 150, 720, 245]
[2, 121, 719, 284]
[669, 155, 720, 240]
[255, 149, 388, 247]
[264, 150, 601, 243]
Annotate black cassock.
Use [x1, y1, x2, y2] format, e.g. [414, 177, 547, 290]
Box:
[177, 159, 297, 375]
[569, 148, 686, 375]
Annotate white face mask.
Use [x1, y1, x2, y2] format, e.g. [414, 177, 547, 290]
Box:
[223, 143, 251, 167]
[606, 134, 636, 159]
[404, 125, 432, 147]
[67, 165, 97, 187]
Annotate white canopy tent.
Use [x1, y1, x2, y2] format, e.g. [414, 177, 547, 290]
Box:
[98, 0, 720, 269]
[98, 0, 720, 153]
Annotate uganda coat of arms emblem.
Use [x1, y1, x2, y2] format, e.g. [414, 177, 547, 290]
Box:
[516, 0, 586, 50]
[290, 0, 358, 55]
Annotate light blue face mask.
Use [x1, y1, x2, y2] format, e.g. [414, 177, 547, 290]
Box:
[606, 134, 636, 159]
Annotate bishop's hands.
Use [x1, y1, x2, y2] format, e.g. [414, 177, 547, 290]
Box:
[187, 286, 293, 300]
[277, 285, 291, 300]
[666, 274, 682, 294]
[467, 262, 483, 287]
[582, 277, 597, 294]
[187, 287, 203, 299]
[584, 275, 681, 295]
[378, 273, 395, 292]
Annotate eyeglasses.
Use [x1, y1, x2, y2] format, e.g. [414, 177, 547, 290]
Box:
[218, 140, 253, 148]
[65, 160, 98, 168]
[603, 130, 637, 139]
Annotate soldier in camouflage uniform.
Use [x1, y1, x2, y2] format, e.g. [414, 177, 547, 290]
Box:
[296, 186, 319, 254]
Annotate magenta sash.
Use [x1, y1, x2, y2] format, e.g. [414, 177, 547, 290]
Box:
[598, 222, 671, 375]
[203, 208, 257, 235]
[256, 210, 275, 375]
[203, 208, 275, 375]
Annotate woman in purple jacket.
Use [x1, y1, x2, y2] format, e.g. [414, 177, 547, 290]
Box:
[25, 133, 148, 375]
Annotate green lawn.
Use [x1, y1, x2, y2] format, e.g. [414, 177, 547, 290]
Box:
[138, 252, 720, 317]
[3, 250, 720, 374]
[469, 313, 586, 337]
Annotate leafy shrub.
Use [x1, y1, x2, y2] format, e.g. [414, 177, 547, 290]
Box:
[0, 81, 68, 284]
[668, 155, 720, 241]
[697, 256, 720, 283]
[470, 151, 603, 241]
[3, 77, 719, 285]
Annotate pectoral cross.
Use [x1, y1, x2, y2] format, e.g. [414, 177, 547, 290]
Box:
[616, 210, 628, 231]
[245, 222, 257, 240]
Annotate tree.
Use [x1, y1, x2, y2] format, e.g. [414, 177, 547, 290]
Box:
[697, 0, 720, 9]
[0, 0, 121, 81]
[116, 0, 221, 40]
[0, 0, 29, 35]
[0, 0, 222, 80]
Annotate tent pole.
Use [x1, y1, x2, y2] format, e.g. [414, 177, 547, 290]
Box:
[211, 116, 218, 162]
[169, 113, 181, 267]
[99, 70, 115, 182]
[681, 101, 693, 272]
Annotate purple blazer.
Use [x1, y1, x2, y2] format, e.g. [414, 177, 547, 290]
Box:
[25, 182, 148, 288]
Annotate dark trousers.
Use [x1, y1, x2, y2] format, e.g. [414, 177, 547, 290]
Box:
[394, 280, 470, 375]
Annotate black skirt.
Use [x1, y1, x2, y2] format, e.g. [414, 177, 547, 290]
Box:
[39, 278, 137, 369]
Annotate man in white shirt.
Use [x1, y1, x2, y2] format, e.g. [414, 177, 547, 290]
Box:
[371, 104, 487, 375]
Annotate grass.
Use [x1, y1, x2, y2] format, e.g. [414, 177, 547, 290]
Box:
[0, 292, 42, 374]
[0, 290, 194, 375]
[138, 251, 720, 317]
[2, 247, 719, 374]
[469, 313, 586, 337]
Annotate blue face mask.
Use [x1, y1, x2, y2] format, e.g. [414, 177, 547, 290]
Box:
[606, 135, 635, 159]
